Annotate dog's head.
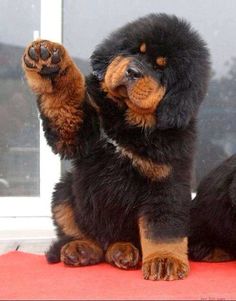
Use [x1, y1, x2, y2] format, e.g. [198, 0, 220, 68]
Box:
[91, 13, 210, 129]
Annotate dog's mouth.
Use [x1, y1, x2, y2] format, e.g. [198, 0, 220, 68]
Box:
[102, 56, 166, 114]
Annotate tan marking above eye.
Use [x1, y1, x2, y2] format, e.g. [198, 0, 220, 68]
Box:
[156, 56, 167, 67]
[140, 43, 146, 53]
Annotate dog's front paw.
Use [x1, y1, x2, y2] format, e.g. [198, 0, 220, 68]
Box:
[105, 242, 140, 269]
[22, 39, 67, 76]
[142, 255, 189, 281]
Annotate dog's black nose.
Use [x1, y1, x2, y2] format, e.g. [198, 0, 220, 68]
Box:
[125, 66, 142, 80]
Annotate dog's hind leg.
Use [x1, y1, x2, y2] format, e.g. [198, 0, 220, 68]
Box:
[189, 241, 235, 262]
[46, 172, 104, 266]
[202, 248, 236, 262]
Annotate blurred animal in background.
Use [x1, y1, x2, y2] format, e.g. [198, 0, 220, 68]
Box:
[190, 155, 236, 262]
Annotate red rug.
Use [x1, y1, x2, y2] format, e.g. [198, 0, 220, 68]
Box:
[0, 251, 236, 300]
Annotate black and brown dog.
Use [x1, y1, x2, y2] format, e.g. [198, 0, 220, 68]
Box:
[190, 155, 236, 262]
[22, 14, 210, 281]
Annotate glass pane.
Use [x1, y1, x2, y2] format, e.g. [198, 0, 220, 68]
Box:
[0, 0, 40, 196]
[63, 0, 236, 188]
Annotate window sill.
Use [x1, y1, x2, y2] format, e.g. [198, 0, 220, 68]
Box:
[0, 217, 55, 240]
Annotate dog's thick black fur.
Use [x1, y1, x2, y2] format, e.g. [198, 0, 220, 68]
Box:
[189, 155, 236, 262]
[22, 14, 210, 280]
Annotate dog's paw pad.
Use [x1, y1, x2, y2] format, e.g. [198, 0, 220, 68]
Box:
[23, 40, 64, 76]
[40, 45, 50, 60]
[51, 49, 61, 64]
[28, 46, 39, 61]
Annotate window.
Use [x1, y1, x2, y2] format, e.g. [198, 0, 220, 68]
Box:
[1, 0, 236, 225]
[0, 0, 62, 221]
[0, 1, 40, 198]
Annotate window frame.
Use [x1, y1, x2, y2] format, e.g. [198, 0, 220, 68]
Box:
[0, 0, 62, 219]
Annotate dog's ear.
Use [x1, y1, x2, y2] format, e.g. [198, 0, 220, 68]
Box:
[155, 34, 211, 130]
[156, 62, 210, 129]
[156, 83, 204, 129]
[90, 39, 117, 81]
[90, 53, 107, 81]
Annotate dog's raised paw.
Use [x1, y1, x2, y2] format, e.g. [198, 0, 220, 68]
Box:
[23, 40, 65, 76]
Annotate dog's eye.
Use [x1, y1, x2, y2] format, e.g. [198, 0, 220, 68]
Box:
[156, 56, 167, 67]
[139, 43, 146, 53]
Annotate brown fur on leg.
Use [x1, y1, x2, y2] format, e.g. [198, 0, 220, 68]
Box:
[105, 242, 140, 270]
[52, 201, 84, 239]
[61, 240, 104, 266]
[23, 39, 85, 96]
[139, 218, 189, 281]
[48, 198, 104, 266]
[22, 40, 86, 157]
